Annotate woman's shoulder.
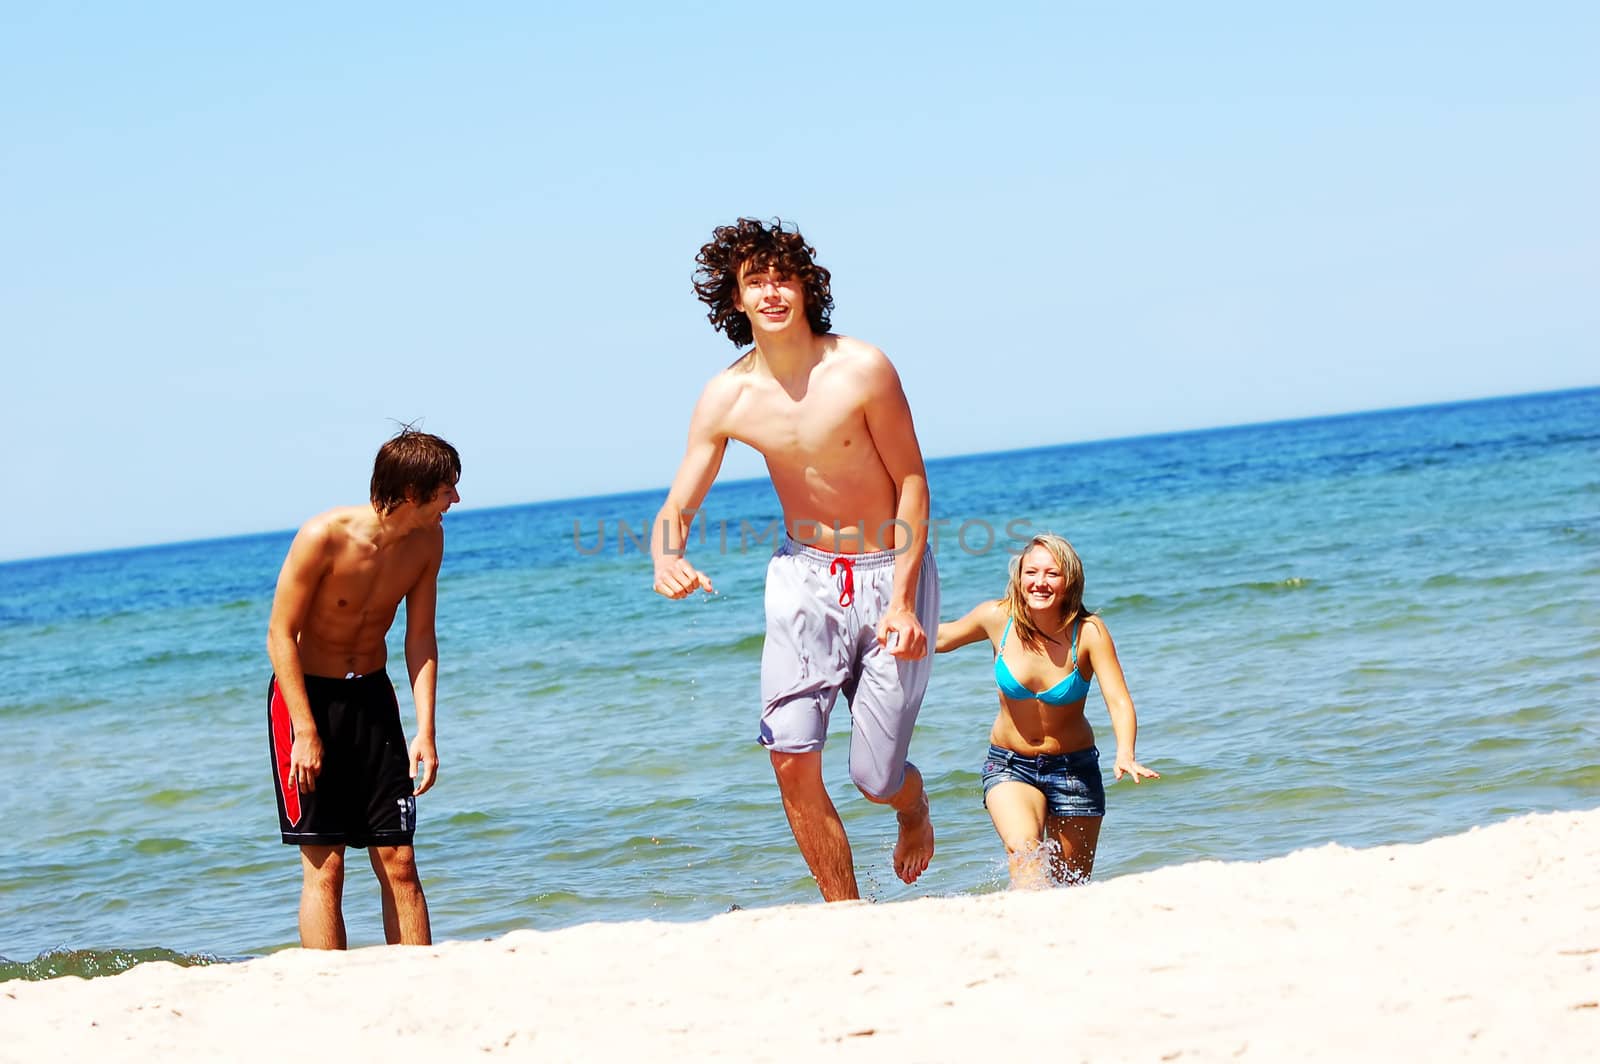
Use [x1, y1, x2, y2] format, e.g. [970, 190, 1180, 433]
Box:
[1077, 612, 1114, 647]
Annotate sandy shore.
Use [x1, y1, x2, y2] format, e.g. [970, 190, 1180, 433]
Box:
[4, 809, 1596, 1062]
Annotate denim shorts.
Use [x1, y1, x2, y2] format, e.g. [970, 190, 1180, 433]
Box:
[981, 743, 1106, 817]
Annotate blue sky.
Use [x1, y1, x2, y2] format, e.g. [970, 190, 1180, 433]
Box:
[4, 2, 1595, 562]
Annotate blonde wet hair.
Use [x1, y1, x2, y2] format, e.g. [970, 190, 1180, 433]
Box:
[1003, 533, 1090, 653]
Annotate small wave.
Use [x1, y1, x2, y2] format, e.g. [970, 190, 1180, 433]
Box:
[1547, 431, 1600, 446]
[1102, 593, 1159, 611]
[133, 837, 194, 856]
[1361, 608, 1438, 632]
[143, 788, 205, 808]
[1178, 577, 1317, 607]
[1349, 663, 1407, 677]
[1251, 783, 1361, 805]
[1558, 527, 1600, 548]
[0, 947, 225, 983]
[135, 648, 232, 668]
[1241, 576, 1313, 593]
[445, 810, 494, 826]
[514, 680, 571, 699]
[1466, 735, 1536, 754]
[1551, 764, 1600, 788]
[1266, 628, 1323, 645]
[704, 632, 765, 657]
[1420, 570, 1547, 591]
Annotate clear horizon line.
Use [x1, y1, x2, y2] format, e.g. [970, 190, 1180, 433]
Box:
[4, 382, 1595, 568]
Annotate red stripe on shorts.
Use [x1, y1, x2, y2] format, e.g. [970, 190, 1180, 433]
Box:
[270, 680, 302, 826]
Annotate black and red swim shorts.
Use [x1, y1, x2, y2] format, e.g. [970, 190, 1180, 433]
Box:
[268, 671, 417, 848]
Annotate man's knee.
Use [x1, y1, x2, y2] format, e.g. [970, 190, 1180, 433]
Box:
[770, 749, 823, 785]
[301, 846, 345, 890]
[851, 760, 912, 804]
[372, 846, 421, 887]
[855, 778, 893, 803]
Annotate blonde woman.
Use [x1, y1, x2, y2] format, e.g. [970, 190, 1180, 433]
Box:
[936, 534, 1156, 887]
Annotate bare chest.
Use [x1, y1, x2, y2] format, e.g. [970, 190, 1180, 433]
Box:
[312, 546, 425, 621]
[727, 382, 872, 469]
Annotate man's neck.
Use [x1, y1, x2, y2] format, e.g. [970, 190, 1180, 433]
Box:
[361, 504, 423, 547]
[752, 328, 823, 383]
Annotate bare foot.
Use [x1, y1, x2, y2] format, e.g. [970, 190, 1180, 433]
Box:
[893, 795, 935, 884]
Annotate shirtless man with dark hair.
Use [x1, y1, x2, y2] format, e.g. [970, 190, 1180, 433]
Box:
[266, 428, 460, 948]
[652, 218, 939, 900]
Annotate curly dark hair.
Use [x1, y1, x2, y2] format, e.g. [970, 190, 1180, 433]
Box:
[692, 217, 834, 347]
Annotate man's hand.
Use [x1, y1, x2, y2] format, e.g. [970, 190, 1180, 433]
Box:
[410, 735, 439, 797]
[289, 730, 324, 793]
[653, 557, 714, 599]
[1113, 752, 1160, 783]
[877, 606, 927, 660]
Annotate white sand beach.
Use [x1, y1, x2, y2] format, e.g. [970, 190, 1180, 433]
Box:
[4, 808, 1596, 1062]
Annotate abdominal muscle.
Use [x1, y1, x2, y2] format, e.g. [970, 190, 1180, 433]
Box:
[296, 608, 398, 678]
[768, 463, 900, 554]
[990, 697, 1096, 756]
[784, 515, 898, 553]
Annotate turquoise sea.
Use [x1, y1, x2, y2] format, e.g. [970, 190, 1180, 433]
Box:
[2, 388, 1597, 980]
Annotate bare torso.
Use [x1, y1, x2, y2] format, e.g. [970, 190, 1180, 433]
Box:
[294, 506, 441, 677]
[715, 336, 898, 553]
[990, 627, 1097, 756]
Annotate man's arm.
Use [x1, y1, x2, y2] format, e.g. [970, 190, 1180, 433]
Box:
[266, 521, 331, 793]
[860, 349, 931, 659]
[650, 379, 733, 598]
[404, 531, 444, 796]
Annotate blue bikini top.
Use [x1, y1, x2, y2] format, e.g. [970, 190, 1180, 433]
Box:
[994, 616, 1091, 705]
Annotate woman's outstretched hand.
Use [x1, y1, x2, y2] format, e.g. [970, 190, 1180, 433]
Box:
[1114, 753, 1160, 783]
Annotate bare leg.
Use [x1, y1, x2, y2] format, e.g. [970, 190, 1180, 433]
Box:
[859, 763, 936, 885]
[983, 783, 1051, 890]
[770, 751, 859, 901]
[298, 845, 348, 949]
[368, 845, 432, 945]
[1045, 815, 1103, 885]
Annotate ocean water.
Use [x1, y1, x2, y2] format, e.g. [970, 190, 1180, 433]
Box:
[2, 388, 1597, 978]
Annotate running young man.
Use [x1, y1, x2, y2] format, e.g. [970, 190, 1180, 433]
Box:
[266, 428, 460, 948]
[651, 218, 940, 900]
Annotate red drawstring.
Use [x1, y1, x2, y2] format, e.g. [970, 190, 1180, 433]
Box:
[829, 556, 855, 607]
